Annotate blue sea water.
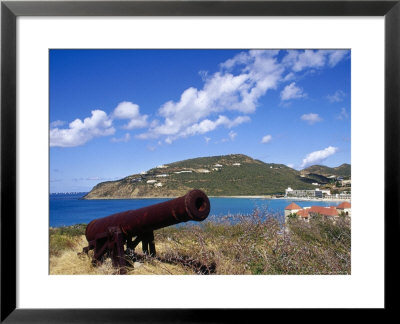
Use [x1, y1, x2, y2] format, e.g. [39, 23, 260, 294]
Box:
[49, 193, 341, 227]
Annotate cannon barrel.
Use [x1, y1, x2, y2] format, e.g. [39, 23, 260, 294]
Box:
[85, 189, 210, 242]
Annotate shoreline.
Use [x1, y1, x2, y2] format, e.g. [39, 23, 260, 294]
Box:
[82, 195, 350, 202]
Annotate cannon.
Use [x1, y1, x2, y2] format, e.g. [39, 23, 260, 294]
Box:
[81, 189, 210, 272]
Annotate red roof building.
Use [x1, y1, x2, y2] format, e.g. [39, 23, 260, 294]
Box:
[308, 206, 339, 217]
[297, 209, 310, 218]
[337, 202, 351, 209]
[285, 202, 301, 210]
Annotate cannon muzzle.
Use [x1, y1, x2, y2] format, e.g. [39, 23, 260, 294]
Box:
[82, 189, 210, 271]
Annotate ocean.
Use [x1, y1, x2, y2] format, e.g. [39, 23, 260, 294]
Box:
[49, 192, 342, 227]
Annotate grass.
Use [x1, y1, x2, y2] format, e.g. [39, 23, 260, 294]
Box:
[49, 211, 351, 275]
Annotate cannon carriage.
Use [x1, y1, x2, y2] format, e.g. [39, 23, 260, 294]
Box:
[81, 189, 210, 272]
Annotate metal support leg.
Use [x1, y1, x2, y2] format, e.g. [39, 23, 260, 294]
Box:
[112, 230, 126, 269]
[142, 231, 156, 257]
[149, 231, 156, 257]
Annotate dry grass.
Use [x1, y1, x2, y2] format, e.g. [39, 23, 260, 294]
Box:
[49, 211, 351, 275]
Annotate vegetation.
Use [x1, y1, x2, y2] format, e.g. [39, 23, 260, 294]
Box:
[84, 154, 350, 199]
[49, 224, 86, 257]
[49, 212, 351, 275]
[302, 163, 351, 177]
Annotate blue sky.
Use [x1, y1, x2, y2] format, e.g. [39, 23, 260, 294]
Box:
[50, 49, 351, 193]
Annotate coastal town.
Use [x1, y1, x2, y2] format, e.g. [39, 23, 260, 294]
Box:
[283, 178, 351, 223]
[285, 201, 351, 223]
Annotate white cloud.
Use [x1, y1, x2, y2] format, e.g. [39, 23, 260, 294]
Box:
[50, 120, 66, 128]
[198, 70, 208, 81]
[337, 107, 349, 120]
[261, 134, 272, 144]
[327, 50, 349, 67]
[283, 50, 349, 72]
[139, 50, 283, 142]
[50, 110, 115, 147]
[301, 113, 322, 125]
[286, 163, 294, 169]
[136, 49, 348, 143]
[204, 136, 211, 144]
[229, 130, 237, 141]
[280, 82, 306, 101]
[282, 72, 295, 82]
[283, 50, 326, 72]
[327, 90, 346, 103]
[111, 133, 131, 143]
[112, 101, 148, 129]
[161, 115, 250, 143]
[301, 146, 338, 168]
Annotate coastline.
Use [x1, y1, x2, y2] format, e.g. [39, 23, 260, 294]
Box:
[82, 195, 350, 202]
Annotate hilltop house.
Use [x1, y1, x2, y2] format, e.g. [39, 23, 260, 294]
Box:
[198, 169, 211, 173]
[146, 180, 157, 184]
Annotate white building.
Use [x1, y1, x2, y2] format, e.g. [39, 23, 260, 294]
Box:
[232, 163, 241, 166]
[284, 202, 302, 217]
[146, 180, 157, 184]
[156, 174, 169, 177]
[154, 182, 163, 187]
[285, 186, 330, 198]
[336, 201, 351, 216]
[198, 169, 211, 173]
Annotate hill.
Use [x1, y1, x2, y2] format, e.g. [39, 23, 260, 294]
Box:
[83, 154, 349, 199]
[301, 163, 351, 178]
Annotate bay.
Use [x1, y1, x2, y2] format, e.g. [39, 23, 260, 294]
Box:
[49, 192, 342, 227]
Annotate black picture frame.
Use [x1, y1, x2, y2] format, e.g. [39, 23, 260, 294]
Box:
[1, 0, 399, 322]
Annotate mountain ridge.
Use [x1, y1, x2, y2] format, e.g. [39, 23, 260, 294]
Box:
[83, 154, 350, 199]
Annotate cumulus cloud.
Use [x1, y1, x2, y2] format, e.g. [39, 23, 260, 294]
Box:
[111, 133, 131, 143]
[229, 130, 237, 141]
[50, 110, 115, 147]
[161, 115, 250, 143]
[261, 134, 272, 144]
[301, 113, 322, 125]
[50, 120, 66, 128]
[138, 50, 284, 142]
[327, 90, 346, 103]
[53, 50, 349, 147]
[337, 107, 349, 120]
[283, 50, 349, 72]
[112, 101, 148, 129]
[135, 49, 348, 143]
[281, 82, 306, 101]
[50, 101, 148, 147]
[301, 146, 338, 168]
[327, 50, 349, 67]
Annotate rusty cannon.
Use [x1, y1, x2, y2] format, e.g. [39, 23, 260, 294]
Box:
[81, 189, 210, 272]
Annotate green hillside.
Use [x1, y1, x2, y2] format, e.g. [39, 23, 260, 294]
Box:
[83, 154, 346, 199]
[301, 163, 351, 177]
